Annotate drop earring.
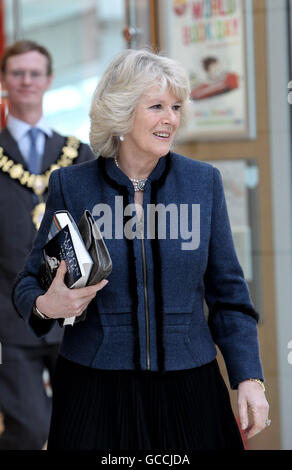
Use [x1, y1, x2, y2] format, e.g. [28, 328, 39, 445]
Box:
[119, 135, 124, 142]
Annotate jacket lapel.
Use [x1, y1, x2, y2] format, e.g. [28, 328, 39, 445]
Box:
[40, 131, 66, 173]
[0, 128, 27, 167]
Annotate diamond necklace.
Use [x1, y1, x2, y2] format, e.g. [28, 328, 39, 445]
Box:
[114, 156, 148, 192]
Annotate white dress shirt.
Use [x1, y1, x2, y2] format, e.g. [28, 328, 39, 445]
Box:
[6, 115, 53, 167]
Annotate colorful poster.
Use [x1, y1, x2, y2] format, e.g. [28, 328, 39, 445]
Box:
[159, 0, 256, 140]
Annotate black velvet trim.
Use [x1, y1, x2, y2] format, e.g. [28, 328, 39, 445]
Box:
[123, 192, 141, 370]
[208, 301, 260, 326]
[98, 157, 141, 370]
[99, 154, 172, 371]
[97, 156, 126, 195]
[150, 215, 165, 371]
[150, 155, 172, 372]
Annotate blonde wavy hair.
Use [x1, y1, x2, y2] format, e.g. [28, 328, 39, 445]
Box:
[89, 49, 191, 158]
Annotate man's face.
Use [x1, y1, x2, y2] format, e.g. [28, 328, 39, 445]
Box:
[1, 50, 53, 111]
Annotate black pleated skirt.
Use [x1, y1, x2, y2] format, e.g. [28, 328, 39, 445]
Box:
[47, 356, 244, 451]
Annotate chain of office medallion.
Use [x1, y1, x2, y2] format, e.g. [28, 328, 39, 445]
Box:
[0, 135, 80, 196]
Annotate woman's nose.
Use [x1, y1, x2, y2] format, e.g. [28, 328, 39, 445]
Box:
[162, 108, 177, 125]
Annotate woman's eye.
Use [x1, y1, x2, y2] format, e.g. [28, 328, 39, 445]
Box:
[149, 104, 181, 111]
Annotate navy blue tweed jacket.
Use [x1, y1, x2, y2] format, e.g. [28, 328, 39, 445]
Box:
[12, 152, 264, 389]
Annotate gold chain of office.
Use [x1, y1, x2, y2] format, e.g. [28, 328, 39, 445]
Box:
[0, 136, 81, 229]
[0, 135, 80, 196]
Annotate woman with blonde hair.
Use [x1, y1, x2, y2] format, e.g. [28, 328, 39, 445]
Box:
[13, 49, 269, 450]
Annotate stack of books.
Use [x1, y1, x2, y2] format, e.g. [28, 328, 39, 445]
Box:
[39, 211, 94, 326]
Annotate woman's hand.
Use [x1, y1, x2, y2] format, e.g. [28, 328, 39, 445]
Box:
[237, 379, 270, 439]
[36, 260, 108, 320]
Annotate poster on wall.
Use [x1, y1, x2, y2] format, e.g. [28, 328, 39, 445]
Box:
[158, 0, 256, 141]
[208, 160, 253, 281]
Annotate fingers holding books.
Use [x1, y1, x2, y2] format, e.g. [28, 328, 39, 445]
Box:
[55, 259, 67, 283]
[55, 261, 109, 295]
[35, 261, 109, 320]
[37, 210, 112, 325]
[79, 279, 109, 297]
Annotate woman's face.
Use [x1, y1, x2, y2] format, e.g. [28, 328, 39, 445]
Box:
[120, 85, 182, 161]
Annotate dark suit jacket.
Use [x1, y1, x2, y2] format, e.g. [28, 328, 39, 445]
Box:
[0, 127, 95, 346]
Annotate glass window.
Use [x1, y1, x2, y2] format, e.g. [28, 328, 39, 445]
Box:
[3, 0, 126, 142]
[207, 158, 262, 314]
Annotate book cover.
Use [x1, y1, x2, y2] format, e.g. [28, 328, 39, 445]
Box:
[40, 224, 83, 289]
[49, 211, 93, 287]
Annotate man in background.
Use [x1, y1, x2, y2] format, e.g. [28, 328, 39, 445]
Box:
[0, 40, 95, 449]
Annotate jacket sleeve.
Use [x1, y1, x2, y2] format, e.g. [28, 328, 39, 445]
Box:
[204, 167, 264, 389]
[12, 169, 66, 337]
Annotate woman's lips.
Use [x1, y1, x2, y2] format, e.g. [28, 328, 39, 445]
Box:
[153, 131, 171, 139]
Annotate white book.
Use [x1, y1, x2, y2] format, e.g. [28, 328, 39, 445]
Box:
[47, 211, 93, 326]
